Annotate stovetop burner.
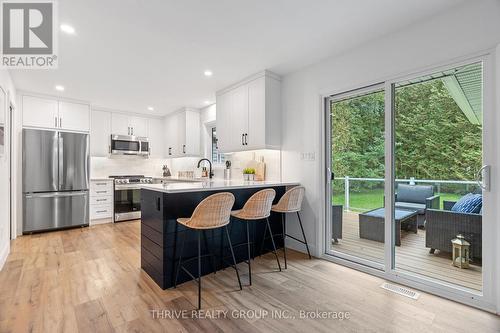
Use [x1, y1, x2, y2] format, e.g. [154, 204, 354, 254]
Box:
[109, 175, 153, 184]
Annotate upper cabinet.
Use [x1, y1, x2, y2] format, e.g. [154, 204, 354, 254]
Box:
[90, 109, 112, 157]
[22, 95, 90, 132]
[164, 108, 200, 158]
[111, 113, 148, 137]
[216, 71, 281, 153]
[148, 118, 165, 158]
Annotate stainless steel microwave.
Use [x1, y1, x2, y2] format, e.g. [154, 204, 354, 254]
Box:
[110, 134, 150, 156]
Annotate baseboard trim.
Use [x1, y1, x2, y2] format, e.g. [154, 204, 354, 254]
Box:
[0, 241, 10, 271]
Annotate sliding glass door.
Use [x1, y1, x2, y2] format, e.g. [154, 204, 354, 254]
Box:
[392, 62, 485, 292]
[327, 85, 386, 269]
[325, 55, 495, 306]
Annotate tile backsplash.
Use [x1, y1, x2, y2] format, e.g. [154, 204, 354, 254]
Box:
[90, 156, 170, 178]
[90, 149, 281, 181]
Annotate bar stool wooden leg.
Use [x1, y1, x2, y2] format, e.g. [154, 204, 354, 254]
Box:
[282, 213, 287, 269]
[174, 231, 187, 288]
[197, 230, 202, 310]
[266, 217, 282, 271]
[246, 222, 252, 285]
[297, 212, 312, 259]
[225, 226, 242, 290]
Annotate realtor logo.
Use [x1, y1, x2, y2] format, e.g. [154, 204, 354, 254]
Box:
[1, 0, 58, 68]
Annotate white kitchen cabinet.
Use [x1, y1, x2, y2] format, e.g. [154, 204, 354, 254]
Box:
[22, 95, 90, 132]
[129, 116, 148, 137]
[148, 118, 165, 158]
[90, 179, 113, 224]
[90, 110, 112, 156]
[58, 101, 90, 132]
[22, 95, 59, 129]
[164, 108, 200, 158]
[216, 71, 281, 153]
[111, 113, 148, 137]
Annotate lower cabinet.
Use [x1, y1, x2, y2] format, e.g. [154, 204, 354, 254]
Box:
[89, 179, 113, 224]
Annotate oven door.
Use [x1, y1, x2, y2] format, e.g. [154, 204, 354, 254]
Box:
[114, 184, 141, 221]
[111, 135, 141, 155]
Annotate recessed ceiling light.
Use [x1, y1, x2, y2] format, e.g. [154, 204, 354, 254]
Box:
[60, 24, 75, 34]
[204, 70, 213, 77]
[55, 85, 65, 91]
[147, 106, 154, 111]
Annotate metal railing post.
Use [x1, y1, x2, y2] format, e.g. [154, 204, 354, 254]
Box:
[345, 176, 350, 211]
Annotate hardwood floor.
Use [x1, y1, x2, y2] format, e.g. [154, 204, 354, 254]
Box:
[332, 211, 482, 290]
[0, 221, 498, 333]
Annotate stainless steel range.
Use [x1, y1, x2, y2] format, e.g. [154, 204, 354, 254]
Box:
[110, 175, 153, 222]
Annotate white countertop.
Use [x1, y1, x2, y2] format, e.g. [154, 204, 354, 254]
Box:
[141, 180, 300, 193]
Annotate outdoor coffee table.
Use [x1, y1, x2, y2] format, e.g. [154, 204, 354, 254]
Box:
[358, 208, 418, 246]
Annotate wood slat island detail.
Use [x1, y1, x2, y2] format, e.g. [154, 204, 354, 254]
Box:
[140, 181, 298, 289]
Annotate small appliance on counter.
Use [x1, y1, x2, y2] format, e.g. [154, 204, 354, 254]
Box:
[224, 160, 232, 180]
[162, 164, 171, 177]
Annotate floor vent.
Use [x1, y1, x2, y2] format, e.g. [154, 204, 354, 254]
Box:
[381, 283, 420, 300]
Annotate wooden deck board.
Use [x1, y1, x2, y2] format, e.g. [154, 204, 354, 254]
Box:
[331, 211, 482, 290]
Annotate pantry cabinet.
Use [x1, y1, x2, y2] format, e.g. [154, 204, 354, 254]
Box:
[22, 95, 90, 132]
[216, 71, 281, 153]
[164, 108, 200, 158]
[111, 113, 148, 137]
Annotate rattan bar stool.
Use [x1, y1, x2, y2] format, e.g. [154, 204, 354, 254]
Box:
[265, 186, 311, 269]
[174, 192, 242, 310]
[231, 188, 281, 285]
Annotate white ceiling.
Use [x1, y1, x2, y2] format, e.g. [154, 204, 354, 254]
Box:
[9, 0, 464, 115]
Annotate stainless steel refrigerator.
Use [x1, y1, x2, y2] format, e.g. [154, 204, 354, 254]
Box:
[23, 129, 90, 233]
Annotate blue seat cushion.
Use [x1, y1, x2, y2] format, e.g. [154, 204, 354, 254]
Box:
[451, 193, 482, 214]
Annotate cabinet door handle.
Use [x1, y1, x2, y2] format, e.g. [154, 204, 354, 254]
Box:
[156, 197, 161, 211]
[241, 134, 244, 146]
[59, 117, 62, 128]
[131, 127, 134, 135]
[55, 117, 57, 127]
[244, 133, 248, 145]
[183, 144, 186, 154]
[168, 147, 171, 155]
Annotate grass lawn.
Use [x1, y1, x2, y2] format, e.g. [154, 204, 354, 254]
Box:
[333, 188, 463, 212]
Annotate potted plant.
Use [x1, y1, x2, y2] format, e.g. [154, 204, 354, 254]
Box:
[243, 168, 255, 181]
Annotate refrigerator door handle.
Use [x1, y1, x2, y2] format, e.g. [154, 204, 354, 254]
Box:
[25, 191, 88, 199]
[58, 134, 63, 190]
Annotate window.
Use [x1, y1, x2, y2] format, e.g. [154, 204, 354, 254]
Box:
[211, 127, 225, 164]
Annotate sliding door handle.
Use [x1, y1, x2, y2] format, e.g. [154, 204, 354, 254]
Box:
[476, 165, 491, 191]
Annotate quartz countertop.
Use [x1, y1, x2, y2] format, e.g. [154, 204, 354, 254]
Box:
[141, 180, 300, 193]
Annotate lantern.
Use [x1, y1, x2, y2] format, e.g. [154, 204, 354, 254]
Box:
[451, 235, 470, 269]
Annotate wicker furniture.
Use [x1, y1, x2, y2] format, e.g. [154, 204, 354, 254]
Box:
[174, 192, 242, 309]
[395, 184, 440, 228]
[425, 200, 482, 260]
[359, 208, 418, 246]
[231, 189, 280, 285]
[332, 204, 343, 243]
[267, 186, 311, 269]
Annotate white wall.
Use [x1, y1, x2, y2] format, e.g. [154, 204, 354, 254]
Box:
[90, 157, 170, 178]
[0, 69, 17, 270]
[281, 0, 500, 260]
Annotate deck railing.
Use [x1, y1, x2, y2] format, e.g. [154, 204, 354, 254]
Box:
[334, 176, 478, 211]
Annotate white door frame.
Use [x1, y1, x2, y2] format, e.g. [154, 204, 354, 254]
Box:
[321, 49, 498, 313]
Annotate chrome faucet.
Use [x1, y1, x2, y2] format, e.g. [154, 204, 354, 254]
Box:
[197, 158, 214, 179]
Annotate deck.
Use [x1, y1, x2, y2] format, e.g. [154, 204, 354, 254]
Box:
[331, 211, 482, 291]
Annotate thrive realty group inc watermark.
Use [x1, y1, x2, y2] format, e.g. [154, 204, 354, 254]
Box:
[150, 309, 351, 321]
[0, 0, 58, 68]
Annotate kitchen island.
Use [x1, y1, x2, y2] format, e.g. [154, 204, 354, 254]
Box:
[140, 180, 299, 289]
